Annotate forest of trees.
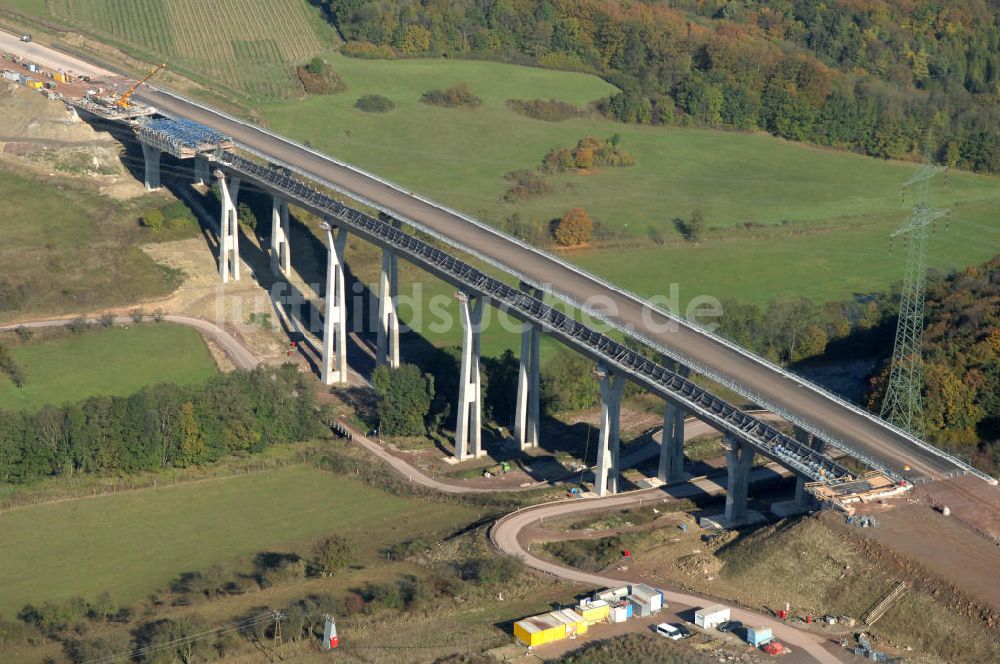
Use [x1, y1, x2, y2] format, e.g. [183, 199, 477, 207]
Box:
[0, 366, 323, 484]
[870, 255, 1000, 472]
[320, 0, 999, 172]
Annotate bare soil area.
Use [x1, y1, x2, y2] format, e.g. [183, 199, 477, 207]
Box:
[851, 482, 1000, 612]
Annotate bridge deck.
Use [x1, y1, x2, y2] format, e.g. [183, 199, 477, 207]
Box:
[136, 87, 984, 485]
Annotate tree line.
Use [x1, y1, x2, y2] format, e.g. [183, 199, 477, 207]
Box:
[0, 366, 323, 484]
[320, 0, 999, 172]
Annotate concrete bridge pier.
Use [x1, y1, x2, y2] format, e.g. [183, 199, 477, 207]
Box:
[193, 154, 210, 185]
[321, 221, 348, 386]
[376, 248, 400, 368]
[270, 197, 291, 276]
[723, 435, 755, 524]
[214, 170, 241, 283]
[772, 427, 827, 515]
[454, 292, 484, 460]
[514, 321, 541, 450]
[140, 141, 161, 191]
[593, 364, 625, 496]
[657, 399, 686, 484]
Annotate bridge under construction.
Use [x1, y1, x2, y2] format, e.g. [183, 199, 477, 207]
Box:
[45, 59, 992, 522]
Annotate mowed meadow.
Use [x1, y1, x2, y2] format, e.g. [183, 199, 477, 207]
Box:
[0, 324, 218, 412]
[258, 55, 1000, 309]
[0, 465, 477, 616]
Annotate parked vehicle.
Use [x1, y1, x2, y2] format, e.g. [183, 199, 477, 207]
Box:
[19, 34, 32, 43]
[655, 623, 691, 640]
[718, 619, 744, 633]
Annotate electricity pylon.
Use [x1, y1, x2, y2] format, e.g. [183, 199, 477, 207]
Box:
[880, 146, 948, 435]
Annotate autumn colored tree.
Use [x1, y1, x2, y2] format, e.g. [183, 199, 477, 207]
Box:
[554, 208, 593, 246]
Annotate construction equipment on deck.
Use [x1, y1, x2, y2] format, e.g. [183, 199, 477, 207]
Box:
[116, 63, 165, 109]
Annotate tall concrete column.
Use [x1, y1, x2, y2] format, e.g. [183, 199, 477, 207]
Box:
[194, 154, 210, 185]
[376, 248, 400, 368]
[270, 197, 291, 276]
[593, 365, 626, 496]
[321, 221, 348, 386]
[657, 400, 686, 484]
[214, 170, 241, 283]
[454, 292, 484, 460]
[514, 321, 541, 449]
[140, 141, 161, 191]
[724, 436, 755, 524]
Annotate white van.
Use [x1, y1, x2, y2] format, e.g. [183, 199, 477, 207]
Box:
[655, 622, 690, 640]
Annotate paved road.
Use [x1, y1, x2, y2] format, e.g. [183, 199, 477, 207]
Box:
[0, 315, 259, 370]
[0, 32, 975, 483]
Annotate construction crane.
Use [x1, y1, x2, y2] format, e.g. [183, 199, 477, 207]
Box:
[116, 63, 165, 109]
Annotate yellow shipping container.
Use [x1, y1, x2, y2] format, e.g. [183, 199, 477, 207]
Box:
[514, 614, 566, 647]
[27, 80, 42, 89]
[576, 600, 610, 625]
[548, 609, 589, 636]
[53, 72, 65, 83]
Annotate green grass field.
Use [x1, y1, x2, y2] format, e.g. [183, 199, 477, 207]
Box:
[261, 55, 1000, 310]
[0, 464, 476, 615]
[0, 168, 184, 324]
[37, 0, 337, 98]
[0, 323, 217, 411]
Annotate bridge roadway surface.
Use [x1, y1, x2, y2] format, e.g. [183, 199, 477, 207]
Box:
[131, 88, 963, 484]
[0, 31, 969, 482]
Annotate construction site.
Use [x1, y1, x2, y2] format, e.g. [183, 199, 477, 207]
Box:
[0, 19, 998, 664]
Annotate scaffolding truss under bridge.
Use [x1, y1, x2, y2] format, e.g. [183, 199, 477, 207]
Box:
[135, 117, 232, 159]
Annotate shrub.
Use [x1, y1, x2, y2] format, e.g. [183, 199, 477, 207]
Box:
[297, 58, 347, 95]
[505, 98, 584, 121]
[342, 40, 396, 59]
[503, 169, 552, 202]
[237, 202, 257, 230]
[355, 94, 395, 113]
[674, 209, 706, 242]
[98, 312, 115, 328]
[0, 344, 26, 388]
[0, 278, 28, 312]
[14, 325, 32, 342]
[130, 308, 145, 323]
[542, 136, 634, 174]
[554, 207, 594, 246]
[67, 316, 89, 334]
[255, 552, 306, 588]
[159, 202, 196, 228]
[420, 83, 481, 108]
[309, 535, 355, 577]
[141, 208, 164, 231]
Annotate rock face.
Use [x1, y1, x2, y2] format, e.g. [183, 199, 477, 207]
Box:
[0, 83, 125, 177]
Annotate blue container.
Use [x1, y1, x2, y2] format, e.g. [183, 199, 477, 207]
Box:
[625, 602, 633, 618]
[747, 626, 773, 646]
